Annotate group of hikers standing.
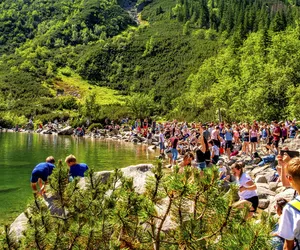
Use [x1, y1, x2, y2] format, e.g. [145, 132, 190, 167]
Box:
[152, 119, 298, 168]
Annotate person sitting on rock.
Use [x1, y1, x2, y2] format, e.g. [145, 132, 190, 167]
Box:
[217, 160, 230, 181]
[30, 156, 55, 195]
[271, 198, 288, 250]
[231, 162, 258, 218]
[257, 153, 276, 167]
[65, 155, 88, 180]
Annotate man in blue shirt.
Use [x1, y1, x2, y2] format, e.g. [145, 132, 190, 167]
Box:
[224, 124, 233, 158]
[65, 154, 88, 179]
[289, 122, 298, 138]
[30, 156, 55, 195]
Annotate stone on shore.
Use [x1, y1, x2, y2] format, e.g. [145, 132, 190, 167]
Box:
[57, 126, 74, 135]
[255, 175, 268, 184]
[258, 199, 270, 209]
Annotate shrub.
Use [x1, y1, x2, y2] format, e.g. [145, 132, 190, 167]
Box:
[87, 123, 103, 132]
[2, 162, 274, 249]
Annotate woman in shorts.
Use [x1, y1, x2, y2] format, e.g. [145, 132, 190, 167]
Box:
[250, 125, 258, 155]
[231, 162, 258, 218]
[241, 124, 250, 155]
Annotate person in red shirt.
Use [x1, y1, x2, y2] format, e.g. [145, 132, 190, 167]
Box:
[273, 121, 281, 153]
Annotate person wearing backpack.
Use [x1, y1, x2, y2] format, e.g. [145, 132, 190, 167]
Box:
[277, 157, 300, 250]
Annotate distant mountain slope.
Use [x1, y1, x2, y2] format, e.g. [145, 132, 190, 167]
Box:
[0, 0, 299, 126]
[0, 0, 134, 54]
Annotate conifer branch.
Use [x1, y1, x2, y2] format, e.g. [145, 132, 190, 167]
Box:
[196, 205, 233, 242]
[154, 195, 173, 250]
[68, 223, 84, 250]
[85, 229, 94, 250]
[248, 229, 259, 249]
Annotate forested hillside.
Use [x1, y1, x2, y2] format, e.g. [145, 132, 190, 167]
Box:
[0, 0, 300, 127]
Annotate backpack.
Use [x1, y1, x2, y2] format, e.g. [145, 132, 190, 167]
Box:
[287, 198, 300, 250]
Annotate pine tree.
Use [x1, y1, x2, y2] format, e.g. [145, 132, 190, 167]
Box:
[2, 161, 275, 249]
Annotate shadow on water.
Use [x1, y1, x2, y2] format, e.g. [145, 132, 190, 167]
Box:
[0, 187, 21, 194]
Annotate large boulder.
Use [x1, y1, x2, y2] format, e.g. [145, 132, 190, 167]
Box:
[269, 182, 279, 192]
[250, 165, 270, 177]
[255, 175, 268, 184]
[258, 199, 270, 209]
[9, 213, 28, 241]
[267, 188, 296, 214]
[256, 183, 270, 189]
[58, 126, 74, 135]
[78, 164, 154, 194]
[257, 186, 276, 199]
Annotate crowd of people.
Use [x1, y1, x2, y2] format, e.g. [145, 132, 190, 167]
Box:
[128, 119, 298, 167]
[28, 118, 300, 250]
[129, 118, 300, 250]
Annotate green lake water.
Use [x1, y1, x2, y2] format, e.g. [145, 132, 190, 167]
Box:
[0, 132, 156, 225]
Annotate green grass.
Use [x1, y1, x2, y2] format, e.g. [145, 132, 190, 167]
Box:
[56, 68, 127, 105]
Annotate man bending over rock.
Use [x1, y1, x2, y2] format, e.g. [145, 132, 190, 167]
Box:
[65, 154, 88, 180]
[30, 156, 55, 195]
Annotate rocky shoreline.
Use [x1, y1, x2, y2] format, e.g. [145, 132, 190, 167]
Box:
[3, 127, 300, 232]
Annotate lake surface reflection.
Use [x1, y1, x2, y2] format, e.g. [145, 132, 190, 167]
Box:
[0, 132, 156, 224]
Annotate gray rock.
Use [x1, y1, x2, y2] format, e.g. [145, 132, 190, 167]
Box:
[245, 165, 256, 170]
[266, 196, 276, 214]
[251, 165, 270, 177]
[255, 175, 268, 183]
[276, 186, 288, 194]
[41, 129, 52, 134]
[274, 188, 295, 201]
[256, 183, 270, 189]
[269, 182, 279, 192]
[131, 138, 138, 143]
[57, 126, 74, 135]
[266, 188, 296, 214]
[9, 213, 28, 241]
[148, 145, 157, 151]
[257, 186, 276, 199]
[253, 158, 262, 164]
[258, 199, 270, 209]
[263, 170, 277, 182]
[227, 160, 236, 166]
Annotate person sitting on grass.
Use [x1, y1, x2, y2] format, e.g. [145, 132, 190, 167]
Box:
[65, 154, 88, 181]
[30, 156, 55, 195]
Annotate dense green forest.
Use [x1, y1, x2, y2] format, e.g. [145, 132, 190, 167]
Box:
[0, 0, 300, 127]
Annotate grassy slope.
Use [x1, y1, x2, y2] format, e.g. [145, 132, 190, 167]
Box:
[55, 69, 126, 105]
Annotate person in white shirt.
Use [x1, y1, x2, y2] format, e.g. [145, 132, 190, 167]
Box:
[217, 160, 229, 181]
[208, 140, 219, 164]
[159, 130, 165, 154]
[231, 162, 258, 218]
[277, 157, 300, 250]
